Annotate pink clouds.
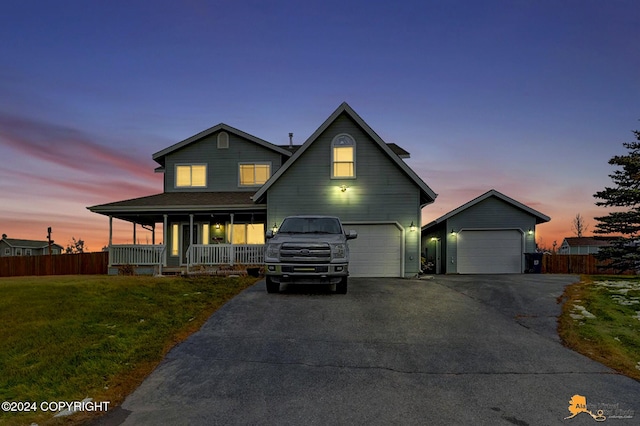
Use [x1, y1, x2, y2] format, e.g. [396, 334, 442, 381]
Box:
[0, 112, 164, 250]
[0, 112, 156, 181]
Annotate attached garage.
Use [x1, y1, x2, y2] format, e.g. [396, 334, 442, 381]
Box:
[457, 230, 523, 274]
[344, 223, 403, 277]
[422, 189, 551, 274]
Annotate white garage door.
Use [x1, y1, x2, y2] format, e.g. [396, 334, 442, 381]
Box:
[344, 224, 402, 277]
[457, 230, 523, 274]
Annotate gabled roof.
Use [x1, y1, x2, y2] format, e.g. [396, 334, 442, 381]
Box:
[253, 102, 437, 205]
[1, 238, 63, 249]
[561, 237, 614, 247]
[423, 189, 551, 229]
[152, 123, 293, 169]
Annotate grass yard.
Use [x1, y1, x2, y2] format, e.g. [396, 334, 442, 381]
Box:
[558, 275, 640, 382]
[0, 274, 258, 426]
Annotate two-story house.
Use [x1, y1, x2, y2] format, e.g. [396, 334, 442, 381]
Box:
[88, 103, 437, 277]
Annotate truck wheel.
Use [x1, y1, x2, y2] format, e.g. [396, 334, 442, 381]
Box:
[266, 277, 279, 294]
[336, 277, 348, 294]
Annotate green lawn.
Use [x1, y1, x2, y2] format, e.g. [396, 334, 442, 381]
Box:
[0, 274, 258, 426]
[558, 275, 640, 382]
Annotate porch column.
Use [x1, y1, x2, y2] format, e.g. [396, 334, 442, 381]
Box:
[108, 216, 113, 246]
[133, 222, 137, 245]
[230, 213, 234, 266]
[163, 215, 168, 267]
[189, 214, 194, 267]
[108, 216, 113, 267]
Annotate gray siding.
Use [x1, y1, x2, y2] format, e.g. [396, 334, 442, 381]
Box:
[266, 113, 422, 276]
[163, 131, 284, 192]
[423, 197, 538, 274]
[446, 197, 536, 273]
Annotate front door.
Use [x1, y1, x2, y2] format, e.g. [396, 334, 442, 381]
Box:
[181, 224, 199, 264]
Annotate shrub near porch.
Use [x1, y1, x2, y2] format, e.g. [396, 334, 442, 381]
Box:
[0, 274, 257, 425]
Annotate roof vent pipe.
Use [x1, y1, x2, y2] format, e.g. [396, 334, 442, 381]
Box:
[289, 132, 293, 147]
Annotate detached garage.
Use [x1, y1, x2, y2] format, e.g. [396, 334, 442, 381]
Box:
[422, 189, 550, 274]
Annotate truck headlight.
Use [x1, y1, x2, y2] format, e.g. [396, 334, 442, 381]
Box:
[265, 243, 280, 260]
[331, 243, 346, 260]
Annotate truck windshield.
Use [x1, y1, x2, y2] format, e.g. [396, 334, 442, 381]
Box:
[278, 218, 342, 234]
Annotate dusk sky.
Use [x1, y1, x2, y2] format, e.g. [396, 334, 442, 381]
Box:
[1, 0, 638, 251]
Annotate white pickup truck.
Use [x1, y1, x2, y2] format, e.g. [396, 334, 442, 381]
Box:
[264, 216, 357, 294]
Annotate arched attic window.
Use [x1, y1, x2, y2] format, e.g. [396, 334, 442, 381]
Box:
[331, 133, 355, 178]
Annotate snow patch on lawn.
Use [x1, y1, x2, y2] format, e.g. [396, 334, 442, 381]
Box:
[594, 280, 640, 306]
[571, 304, 596, 320]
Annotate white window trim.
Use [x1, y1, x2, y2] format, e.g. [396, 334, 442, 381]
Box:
[331, 133, 356, 179]
[25, 249, 32, 256]
[4, 248, 10, 256]
[174, 163, 207, 188]
[238, 162, 272, 187]
[16, 248, 22, 256]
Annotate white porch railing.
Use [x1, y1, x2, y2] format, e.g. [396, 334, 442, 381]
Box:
[186, 244, 265, 266]
[109, 244, 166, 266]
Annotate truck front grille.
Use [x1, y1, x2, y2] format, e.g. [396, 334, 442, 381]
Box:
[282, 266, 329, 273]
[280, 243, 331, 263]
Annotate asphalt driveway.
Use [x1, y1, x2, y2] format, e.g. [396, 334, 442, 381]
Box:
[98, 275, 640, 425]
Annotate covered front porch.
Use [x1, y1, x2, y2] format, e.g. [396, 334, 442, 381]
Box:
[88, 192, 267, 275]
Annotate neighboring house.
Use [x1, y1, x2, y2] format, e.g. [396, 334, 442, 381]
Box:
[0, 234, 63, 257]
[88, 103, 437, 277]
[422, 190, 550, 274]
[558, 237, 613, 254]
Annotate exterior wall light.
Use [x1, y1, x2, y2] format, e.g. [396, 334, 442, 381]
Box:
[451, 228, 456, 235]
[272, 223, 278, 233]
[528, 228, 533, 235]
[340, 185, 348, 192]
[409, 221, 416, 232]
[215, 223, 221, 229]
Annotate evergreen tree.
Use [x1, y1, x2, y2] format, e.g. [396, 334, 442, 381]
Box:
[593, 130, 640, 272]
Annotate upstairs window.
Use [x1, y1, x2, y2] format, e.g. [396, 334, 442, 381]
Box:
[176, 164, 207, 188]
[239, 163, 270, 186]
[332, 134, 355, 178]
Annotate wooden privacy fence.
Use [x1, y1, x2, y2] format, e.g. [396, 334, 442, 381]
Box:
[541, 254, 632, 275]
[0, 252, 109, 277]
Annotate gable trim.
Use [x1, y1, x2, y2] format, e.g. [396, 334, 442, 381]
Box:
[152, 123, 292, 166]
[422, 189, 551, 229]
[252, 102, 437, 204]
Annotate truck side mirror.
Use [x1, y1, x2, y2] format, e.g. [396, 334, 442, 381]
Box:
[346, 230, 358, 240]
[265, 230, 274, 239]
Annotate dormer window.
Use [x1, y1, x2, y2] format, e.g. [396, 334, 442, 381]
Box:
[332, 133, 355, 178]
[176, 164, 207, 187]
